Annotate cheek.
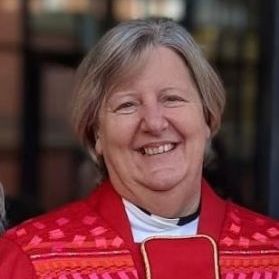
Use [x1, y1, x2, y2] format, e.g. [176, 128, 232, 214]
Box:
[177, 110, 208, 138]
[99, 117, 136, 150]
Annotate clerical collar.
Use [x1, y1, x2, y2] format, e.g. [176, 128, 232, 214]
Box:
[138, 204, 201, 226]
[123, 198, 199, 243]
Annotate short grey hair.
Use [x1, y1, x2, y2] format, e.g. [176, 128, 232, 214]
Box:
[72, 17, 225, 171]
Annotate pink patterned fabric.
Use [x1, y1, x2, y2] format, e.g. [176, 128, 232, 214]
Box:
[0, 180, 279, 279]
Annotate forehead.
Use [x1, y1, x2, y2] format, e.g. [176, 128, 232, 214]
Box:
[106, 46, 152, 94]
[106, 46, 193, 95]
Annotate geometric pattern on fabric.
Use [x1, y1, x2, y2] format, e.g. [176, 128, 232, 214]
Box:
[220, 254, 279, 273]
[3, 181, 279, 279]
[32, 253, 137, 278]
[223, 271, 279, 279]
[219, 203, 279, 278]
[5, 200, 139, 279]
[219, 203, 279, 251]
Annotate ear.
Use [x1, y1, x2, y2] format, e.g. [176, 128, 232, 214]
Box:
[95, 134, 103, 155]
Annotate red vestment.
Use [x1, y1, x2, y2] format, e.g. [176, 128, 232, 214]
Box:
[0, 180, 279, 278]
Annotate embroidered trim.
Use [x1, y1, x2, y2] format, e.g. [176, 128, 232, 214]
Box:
[32, 254, 135, 277]
[220, 254, 279, 273]
[30, 249, 131, 259]
[220, 250, 279, 255]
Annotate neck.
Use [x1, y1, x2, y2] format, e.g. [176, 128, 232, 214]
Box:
[110, 176, 202, 219]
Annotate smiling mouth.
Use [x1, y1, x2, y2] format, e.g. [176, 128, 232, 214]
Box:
[138, 143, 177, 156]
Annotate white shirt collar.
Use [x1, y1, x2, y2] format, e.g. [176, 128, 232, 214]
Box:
[123, 198, 199, 243]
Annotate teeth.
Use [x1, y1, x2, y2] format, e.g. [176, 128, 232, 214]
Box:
[143, 143, 174, 156]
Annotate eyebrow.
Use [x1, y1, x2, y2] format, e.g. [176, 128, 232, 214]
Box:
[106, 91, 139, 102]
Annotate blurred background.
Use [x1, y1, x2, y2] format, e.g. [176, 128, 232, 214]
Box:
[0, 0, 278, 228]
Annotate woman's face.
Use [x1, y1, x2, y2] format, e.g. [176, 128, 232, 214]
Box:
[96, 46, 210, 215]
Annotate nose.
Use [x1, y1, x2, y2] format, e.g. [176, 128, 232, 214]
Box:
[140, 103, 168, 135]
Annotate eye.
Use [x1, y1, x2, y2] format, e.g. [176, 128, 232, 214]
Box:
[113, 101, 139, 114]
[162, 94, 188, 107]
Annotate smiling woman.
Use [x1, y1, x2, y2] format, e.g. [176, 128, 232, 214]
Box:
[1, 17, 279, 279]
[95, 46, 210, 218]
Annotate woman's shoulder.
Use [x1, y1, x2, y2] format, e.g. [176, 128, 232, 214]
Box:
[0, 193, 106, 253]
[0, 188, 129, 279]
[220, 200, 279, 249]
[218, 202, 279, 276]
[0, 181, 118, 254]
[0, 198, 99, 278]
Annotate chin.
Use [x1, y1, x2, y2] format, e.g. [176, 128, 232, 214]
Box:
[144, 174, 184, 192]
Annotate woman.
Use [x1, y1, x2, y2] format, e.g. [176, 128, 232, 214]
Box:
[0, 17, 279, 279]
